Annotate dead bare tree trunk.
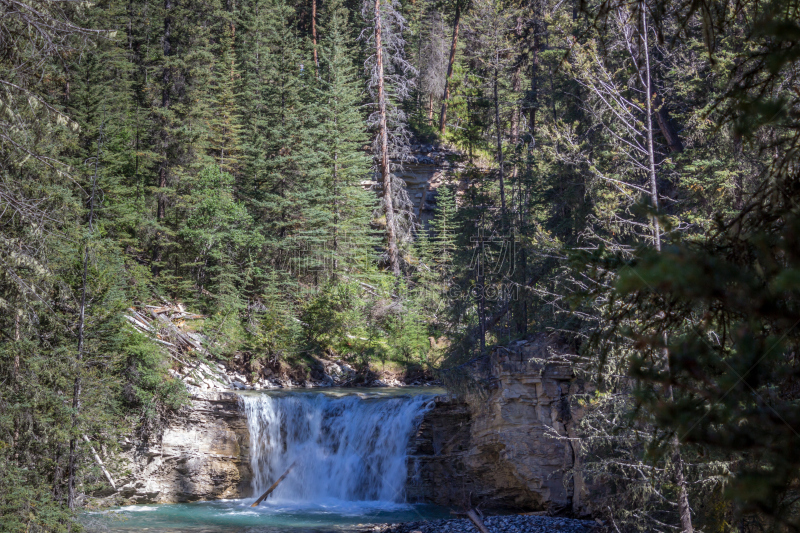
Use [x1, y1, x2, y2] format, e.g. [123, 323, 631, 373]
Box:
[641, 7, 692, 532]
[493, 62, 506, 216]
[312, 0, 319, 70]
[642, 21, 660, 252]
[373, 0, 401, 276]
[439, 0, 461, 134]
[68, 125, 101, 510]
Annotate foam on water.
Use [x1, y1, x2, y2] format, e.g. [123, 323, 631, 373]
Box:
[115, 505, 158, 512]
[86, 498, 450, 532]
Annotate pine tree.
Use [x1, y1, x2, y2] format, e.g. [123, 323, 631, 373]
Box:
[207, 22, 244, 175]
[314, 0, 378, 278]
[60, 0, 191, 507]
[239, 0, 321, 250]
[237, 0, 330, 353]
[430, 185, 458, 278]
[146, 0, 218, 278]
[176, 165, 258, 309]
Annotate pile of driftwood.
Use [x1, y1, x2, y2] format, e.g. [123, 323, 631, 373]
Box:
[124, 304, 207, 356]
[124, 303, 237, 390]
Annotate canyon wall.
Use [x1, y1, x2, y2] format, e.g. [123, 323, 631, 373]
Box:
[407, 336, 589, 516]
[115, 391, 252, 504]
[365, 144, 465, 226]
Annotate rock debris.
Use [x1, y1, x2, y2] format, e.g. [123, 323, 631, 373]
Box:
[369, 514, 597, 533]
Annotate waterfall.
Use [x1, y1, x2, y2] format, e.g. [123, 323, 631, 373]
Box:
[240, 391, 434, 505]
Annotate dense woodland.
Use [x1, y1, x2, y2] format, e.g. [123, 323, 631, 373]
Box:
[2, 0, 800, 530]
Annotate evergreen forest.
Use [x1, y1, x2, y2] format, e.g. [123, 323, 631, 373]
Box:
[2, 0, 800, 530]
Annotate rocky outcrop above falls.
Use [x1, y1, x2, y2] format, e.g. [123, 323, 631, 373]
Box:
[112, 391, 252, 505]
[408, 336, 589, 516]
[125, 303, 370, 391]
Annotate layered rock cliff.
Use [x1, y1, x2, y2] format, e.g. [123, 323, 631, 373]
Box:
[407, 336, 588, 516]
[115, 391, 252, 504]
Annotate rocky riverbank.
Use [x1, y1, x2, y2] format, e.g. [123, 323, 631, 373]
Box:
[368, 514, 597, 533]
[108, 391, 252, 505]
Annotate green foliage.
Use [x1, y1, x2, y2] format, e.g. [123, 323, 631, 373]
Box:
[429, 185, 458, 276]
[177, 165, 257, 309]
[0, 459, 74, 533]
[206, 23, 244, 175]
[120, 331, 188, 434]
[3, 0, 800, 527]
[607, 213, 800, 528]
[302, 281, 370, 356]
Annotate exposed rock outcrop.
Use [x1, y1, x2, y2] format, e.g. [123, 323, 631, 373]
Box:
[408, 336, 589, 516]
[114, 391, 252, 504]
[364, 142, 465, 226]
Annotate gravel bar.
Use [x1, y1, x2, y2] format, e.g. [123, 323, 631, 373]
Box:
[367, 514, 597, 533]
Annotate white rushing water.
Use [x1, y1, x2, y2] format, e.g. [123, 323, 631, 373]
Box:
[240, 390, 435, 506]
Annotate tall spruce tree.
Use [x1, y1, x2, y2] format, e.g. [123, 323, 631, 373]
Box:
[207, 22, 244, 175]
[314, 0, 377, 277]
[147, 0, 217, 279]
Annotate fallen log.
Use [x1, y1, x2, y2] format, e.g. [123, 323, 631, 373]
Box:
[149, 309, 203, 350]
[128, 308, 152, 326]
[153, 338, 177, 348]
[251, 461, 297, 507]
[82, 435, 116, 490]
[124, 315, 152, 332]
[466, 509, 491, 533]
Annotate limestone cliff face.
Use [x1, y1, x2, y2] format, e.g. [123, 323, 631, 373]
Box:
[408, 337, 589, 516]
[116, 391, 252, 504]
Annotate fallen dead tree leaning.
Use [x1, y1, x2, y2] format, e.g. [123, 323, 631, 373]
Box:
[466, 509, 491, 533]
[82, 434, 116, 490]
[251, 461, 297, 507]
